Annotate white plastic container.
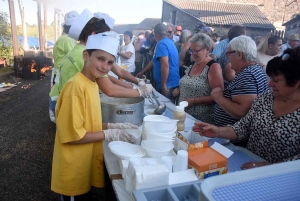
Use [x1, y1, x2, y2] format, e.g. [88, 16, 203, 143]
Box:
[173, 101, 188, 131]
[146, 133, 175, 141]
[141, 141, 174, 158]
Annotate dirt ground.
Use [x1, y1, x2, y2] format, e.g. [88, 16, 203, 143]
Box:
[0, 72, 113, 201]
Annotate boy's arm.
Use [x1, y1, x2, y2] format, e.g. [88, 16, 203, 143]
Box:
[68, 131, 105, 145]
[111, 63, 138, 84]
[108, 75, 133, 89]
[96, 77, 140, 97]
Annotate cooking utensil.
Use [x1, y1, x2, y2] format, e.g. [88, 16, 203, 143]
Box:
[151, 91, 166, 115]
[100, 94, 144, 126]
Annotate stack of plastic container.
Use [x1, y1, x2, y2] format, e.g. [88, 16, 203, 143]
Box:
[141, 115, 178, 158]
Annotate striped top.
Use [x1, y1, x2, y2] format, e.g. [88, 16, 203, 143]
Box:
[214, 64, 269, 126]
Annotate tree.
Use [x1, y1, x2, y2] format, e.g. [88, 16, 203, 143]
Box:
[0, 11, 13, 61]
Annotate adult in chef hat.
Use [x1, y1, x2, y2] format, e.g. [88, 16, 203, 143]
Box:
[56, 8, 110, 94]
[49, 10, 79, 123]
[94, 12, 115, 29]
[51, 31, 138, 199]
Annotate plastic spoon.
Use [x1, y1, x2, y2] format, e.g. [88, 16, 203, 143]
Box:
[152, 91, 167, 115]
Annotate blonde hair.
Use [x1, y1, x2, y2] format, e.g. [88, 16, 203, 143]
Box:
[257, 32, 272, 53]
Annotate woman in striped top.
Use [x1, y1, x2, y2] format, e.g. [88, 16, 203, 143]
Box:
[212, 36, 269, 146]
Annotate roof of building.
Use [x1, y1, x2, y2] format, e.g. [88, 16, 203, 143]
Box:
[133, 18, 161, 30]
[282, 14, 300, 26]
[164, 0, 275, 29]
[113, 24, 138, 34]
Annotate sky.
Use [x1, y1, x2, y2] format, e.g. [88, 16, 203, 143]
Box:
[0, 0, 163, 25]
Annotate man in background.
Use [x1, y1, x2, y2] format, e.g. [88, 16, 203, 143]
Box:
[175, 25, 182, 36]
[281, 33, 299, 54]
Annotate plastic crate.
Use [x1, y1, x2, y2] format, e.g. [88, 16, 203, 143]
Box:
[200, 160, 300, 201]
[133, 180, 202, 201]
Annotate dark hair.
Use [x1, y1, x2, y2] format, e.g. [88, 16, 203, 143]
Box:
[266, 47, 300, 86]
[212, 33, 218, 37]
[228, 25, 246, 41]
[268, 35, 282, 45]
[63, 24, 71, 34]
[78, 17, 110, 43]
[86, 49, 97, 56]
[123, 31, 133, 39]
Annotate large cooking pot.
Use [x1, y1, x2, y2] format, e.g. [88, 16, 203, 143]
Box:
[100, 93, 144, 126]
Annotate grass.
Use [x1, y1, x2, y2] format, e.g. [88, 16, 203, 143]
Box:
[17, 25, 56, 42]
[0, 66, 14, 76]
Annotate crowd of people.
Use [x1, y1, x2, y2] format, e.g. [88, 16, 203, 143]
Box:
[133, 21, 300, 170]
[48, 7, 300, 200]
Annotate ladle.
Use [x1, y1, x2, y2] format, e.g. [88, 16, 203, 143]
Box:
[152, 91, 167, 115]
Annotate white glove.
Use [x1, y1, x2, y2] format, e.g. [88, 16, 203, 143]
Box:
[104, 129, 136, 143]
[132, 83, 139, 89]
[107, 122, 138, 129]
[137, 83, 153, 97]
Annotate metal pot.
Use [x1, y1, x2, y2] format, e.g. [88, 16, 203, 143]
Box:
[100, 93, 144, 126]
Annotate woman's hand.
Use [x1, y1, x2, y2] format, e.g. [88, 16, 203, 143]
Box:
[193, 122, 219, 138]
[211, 87, 224, 102]
[185, 98, 194, 109]
[241, 161, 272, 170]
[173, 88, 180, 97]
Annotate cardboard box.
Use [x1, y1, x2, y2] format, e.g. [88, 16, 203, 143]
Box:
[174, 130, 208, 153]
[188, 142, 233, 179]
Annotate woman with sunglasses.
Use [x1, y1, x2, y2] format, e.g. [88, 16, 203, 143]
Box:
[193, 47, 300, 168]
[173, 33, 224, 124]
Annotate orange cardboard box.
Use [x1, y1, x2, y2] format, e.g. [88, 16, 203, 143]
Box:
[188, 144, 233, 179]
[174, 131, 208, 153]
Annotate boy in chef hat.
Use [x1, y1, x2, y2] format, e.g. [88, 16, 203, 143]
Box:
[49, 10, 79, 122]
[51, 31, 139, 200]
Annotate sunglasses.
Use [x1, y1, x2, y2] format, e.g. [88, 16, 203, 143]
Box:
[225, 50, 236, 56]
[176, 30, 182, 32]
[167, 31, 173, 34]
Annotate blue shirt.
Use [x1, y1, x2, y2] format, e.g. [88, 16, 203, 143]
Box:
[211, 38, 229, 61]
[153, 37, 180, 90]
[214, 64, 269, 126]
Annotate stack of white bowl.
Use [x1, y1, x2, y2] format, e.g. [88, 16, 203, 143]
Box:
[141, 115, 178, 158]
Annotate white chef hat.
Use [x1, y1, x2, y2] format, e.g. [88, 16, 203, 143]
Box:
[68, 9, 93, 41]
[85, 31, 120, 58]
[64, 10, 79, 26]
[94, 12, 115, 29]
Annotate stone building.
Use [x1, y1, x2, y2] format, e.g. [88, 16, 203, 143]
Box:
[190, 0, 300, 25]
[162, 0, 275, 38]
[282, 14, 300, 39]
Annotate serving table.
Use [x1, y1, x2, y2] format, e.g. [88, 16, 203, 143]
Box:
[103, 92, 264, 201]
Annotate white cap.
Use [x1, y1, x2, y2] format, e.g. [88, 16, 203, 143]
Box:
[94, 12, 115, 29]
[175, 101, 188, 112]
[64, 10, 79, 26]
[68, 9, 93, 41]
[85, 31, 120, 58]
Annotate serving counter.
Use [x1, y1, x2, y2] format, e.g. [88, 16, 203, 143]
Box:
[103, 92, 265, 201]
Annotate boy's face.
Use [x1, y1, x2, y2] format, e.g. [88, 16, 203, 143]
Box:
[124, 34, 131, 43]
[83, 50, 115, 81]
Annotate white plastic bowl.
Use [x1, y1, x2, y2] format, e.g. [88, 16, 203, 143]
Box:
[145, 127, 177, 136]
[144, 119, 178, 133]
[142, 140, 174, 148]
[141, 141, 174, 158]
[146, 133, 175, 141]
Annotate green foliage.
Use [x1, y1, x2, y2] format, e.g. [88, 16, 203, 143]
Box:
[0, 11, 13, 62]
